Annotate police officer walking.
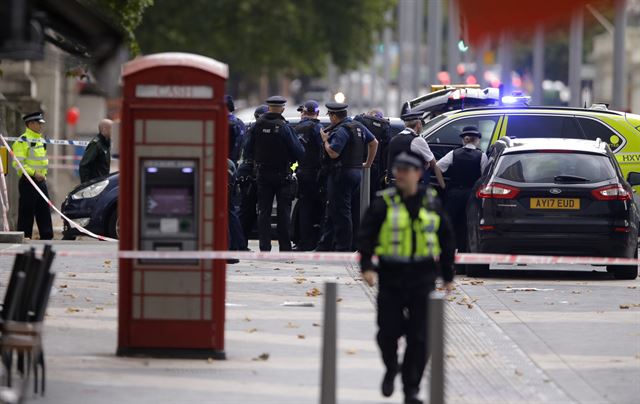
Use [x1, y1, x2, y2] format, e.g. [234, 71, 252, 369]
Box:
[12, 112, 53, 240]
[294, 100, 324, 251]
[319, 102, 378, 252]
[226, 95, 246, 164]
[436, 126, 488, 265]
[354, 109, 391, 198]
[243, 96, 304, 252]
[358, 151, 455, 404]
[386, 111, 445, 189]
[79, 119, 112, 183]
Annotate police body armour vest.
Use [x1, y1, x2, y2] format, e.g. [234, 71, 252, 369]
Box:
[355, 114, 390, 166]
[386, 130, 415, 171]
[295, 119, 322, 170]
[254, 116, 288, 168]
[447, 147, 482, 188]
[337, 122, 366, 168]
[375, 188, 441, 262]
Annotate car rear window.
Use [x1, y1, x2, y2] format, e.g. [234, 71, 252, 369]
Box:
[505, 115, 581, 139]
[423, 115, 500, 151]
[495, 152, 616, 183]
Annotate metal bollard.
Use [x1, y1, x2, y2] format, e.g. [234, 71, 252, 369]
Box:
[320, 282, 337, 404]
[360, 166, 371, 219]
[428, 294, 445, 404]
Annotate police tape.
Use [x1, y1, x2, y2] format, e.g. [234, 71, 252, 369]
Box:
[3, 137, 90, 147]
[0, 249, 636, 266]
[0, 133, 118, 243]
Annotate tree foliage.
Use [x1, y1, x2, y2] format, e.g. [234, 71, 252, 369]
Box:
[135, 0, 395, 77]
[94, 0, 155, 54]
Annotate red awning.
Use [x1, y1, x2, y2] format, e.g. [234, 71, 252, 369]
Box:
[458, 0, 614, 43]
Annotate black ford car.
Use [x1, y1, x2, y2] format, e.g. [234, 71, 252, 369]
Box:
[466, 137, 639, 279]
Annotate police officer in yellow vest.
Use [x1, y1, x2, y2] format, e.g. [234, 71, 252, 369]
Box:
[12, 112, 53, 240]
[358, 151, 455, 404]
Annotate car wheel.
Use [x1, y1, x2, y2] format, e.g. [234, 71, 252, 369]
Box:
[61, 234, 76, 241]
[107, 209, 119, 239]
[466, 264, 490, 278]
[608, 248, 638, 280]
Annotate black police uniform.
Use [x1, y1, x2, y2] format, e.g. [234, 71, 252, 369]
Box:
[354, 113, 391, 198]
[385, 111, 426, 183]
[358, 156, 455, 402]
[243, 96, 304, 252]
[294, 112, 324, 250]
[225, 95, 246, 163]
[227, 159, 245, 257]
[440, 129, 483, 255]
[79, 133, 111, 183]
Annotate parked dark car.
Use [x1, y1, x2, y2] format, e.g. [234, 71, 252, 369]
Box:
[466, 137, 639, 280]
[61, 173, 119, 240]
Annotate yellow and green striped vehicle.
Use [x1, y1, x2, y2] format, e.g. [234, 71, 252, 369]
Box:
[420, 106, 640, 184]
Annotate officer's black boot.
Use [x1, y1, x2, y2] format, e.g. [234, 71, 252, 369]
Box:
[403, 391, 423, 404]
[381, 364, 398, 397]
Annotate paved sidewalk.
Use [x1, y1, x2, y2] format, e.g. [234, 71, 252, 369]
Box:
[0, 241, 635, 403]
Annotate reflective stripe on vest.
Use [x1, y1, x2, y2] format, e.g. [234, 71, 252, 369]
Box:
[375, 190, 441, 261]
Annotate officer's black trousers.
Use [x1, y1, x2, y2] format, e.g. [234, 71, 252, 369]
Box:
[239, 181, 257, 248]
[327, 168, 361, 252]
[444, 187, 472, 252]
[377, 282, 433, 396]
[256, 170, 293, 252]
[17, 176, 53, 240]
[296, 169, 322, 250]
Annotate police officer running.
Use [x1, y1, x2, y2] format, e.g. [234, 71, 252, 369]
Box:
[359, 151, 455, 404]
[79, 119, 112, 183]
[294, 100, 324, 251]
[386, 111, 445, 189]
[354, 109, 391, 198]
[12, 112, 53, 240]
[226, 95, 246, 164]
[319, 102, 378, 252]
[436, 126, 488, 267]
[243, 96, 304, 252]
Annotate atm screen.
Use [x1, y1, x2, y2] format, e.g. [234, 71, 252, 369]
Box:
[146, 187, 193, 215]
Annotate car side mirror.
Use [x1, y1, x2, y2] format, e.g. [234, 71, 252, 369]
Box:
[627, 172, 640, 186]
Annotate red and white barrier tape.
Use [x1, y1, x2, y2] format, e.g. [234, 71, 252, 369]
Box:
[0, 133, 117, 243]
[0, 249, 636, 266]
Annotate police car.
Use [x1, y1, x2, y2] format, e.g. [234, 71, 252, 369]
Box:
[402, 85, 501, 119]
[419, 102, 640, 187]
[466, 137, 639, 280]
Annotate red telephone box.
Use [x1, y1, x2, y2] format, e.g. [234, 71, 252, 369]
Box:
[118, 53, 228, 358]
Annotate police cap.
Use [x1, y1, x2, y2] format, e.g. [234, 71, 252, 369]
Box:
[460, 125, 481, 138]
[254, 104, 268, 119]
[266, 95, 287, 107]
[325, 102, 348, 114]
[297, 100, 320, 113]
[23, 111, 45, 124]
[400, 110, 424, 122]
[393, 151, 424, 169]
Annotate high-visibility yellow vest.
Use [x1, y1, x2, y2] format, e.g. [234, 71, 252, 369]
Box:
[11, 128, 48, 177]
[375, 188, 441, 262]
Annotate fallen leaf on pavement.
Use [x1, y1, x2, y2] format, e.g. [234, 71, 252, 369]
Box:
[494, 311, 500, 314]
[273, 268, 280, 271]
[58, 284, 68, 289]
[445, 354, 456, 359]
[66, 308, 81, 313]
[68, 273, 77, 278]
[104, 260, 112, 265]
[312, 323, 321, 327]
[286, 322, 299, 329]
[475, 353, 489, 358]
[571, 291, 581, 294]
[207, 358, 214, 364]
[252, 353, 270, 361]
[247, 328, 258, 333]
[470, 280, 484, 285]
[514, 369, 523, 377]
[297, 334, 305, 339]
[94, 307, 104, 311]
[244, 316, 251, 322]
[85, 297, 93, 302]
[294, 277, 307, 284]
[620, 304, 630, 309]
[306, 287, 322, 297]
[627, 286, 637, 289]
[345, 349, 357, 355]
[336, 298, 343, 303]
[514, 299, 522, 303]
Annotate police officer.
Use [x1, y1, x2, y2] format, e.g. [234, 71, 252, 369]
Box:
[237, 104, 269, 246]
[227, 159, 244, 263]
[226, 95, 246, 163]
[12, 112, 53, 240]
[436, 126, 488, 263]
[243, 96, 304, 252]
[358, 151, 455, 404]
[294, 100, 324, 251]
[354, 110, 391, 198]
[387, 111, 445, 189]
[319, 102, 378, 252]
[79, 119, 112, 183]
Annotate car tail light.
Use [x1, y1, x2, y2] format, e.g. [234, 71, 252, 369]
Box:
[479, 225, 496, 231]
[591, 184, 631, 201]
[476, 183, 520, 199]
[614, 227, 631, 233]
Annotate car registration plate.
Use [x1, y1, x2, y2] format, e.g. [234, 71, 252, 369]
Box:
[530, 198, 580, 210]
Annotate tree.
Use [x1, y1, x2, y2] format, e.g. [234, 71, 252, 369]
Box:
[93, 0, 155, 54]
[135, 0, 395, 79]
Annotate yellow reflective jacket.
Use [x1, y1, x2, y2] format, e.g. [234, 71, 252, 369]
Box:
[11, 128, 48, 177]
